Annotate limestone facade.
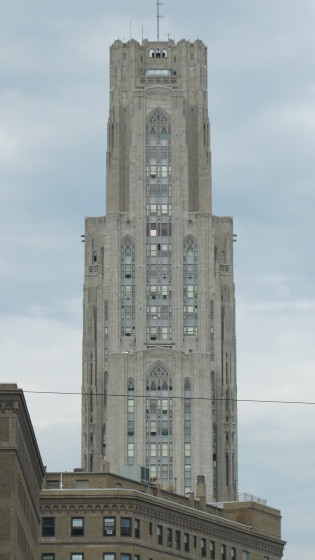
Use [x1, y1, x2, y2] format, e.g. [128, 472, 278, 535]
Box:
[81, 38, 237, 502]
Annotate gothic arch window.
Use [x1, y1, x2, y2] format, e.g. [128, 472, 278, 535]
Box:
[121, 237, 135, 337]
[149, 49, 155, 58]
[146, 362, 172, 389]
[146, 362, 173, 487]
[184, 378, 191, 393]
[146, 110, 172, 342]
[183, 236, 198, 336]
[162, 49, 167, 58]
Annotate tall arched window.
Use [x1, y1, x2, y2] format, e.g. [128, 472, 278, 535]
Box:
[183, 236, 198, 336]
[146, 362, 173, 487]
[121, 237, 135, 337]
[146, 109, 172, 342]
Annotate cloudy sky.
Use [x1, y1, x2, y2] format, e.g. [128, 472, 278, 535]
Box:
[1, 0, 314, 557]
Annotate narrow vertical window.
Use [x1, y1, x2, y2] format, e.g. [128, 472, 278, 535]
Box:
[157, 525, 163, 544]
[127, 379, 135, 465]
[183, 379, 192, 494]
[121, 237, 135, 337]
[183, 237, 198, 336]
[210, 299, 214, 360]
[175, 530, 181, 550]
[134, 518, 140, 538]
[213, 424, 217, 501]
[226, 453, 230, 486]
[166, 528, 173, 547]
[184, 533, 190, 552]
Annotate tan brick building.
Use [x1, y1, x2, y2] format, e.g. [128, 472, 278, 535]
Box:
[39, 471, 285, 560]
[0, 384, 45, 560]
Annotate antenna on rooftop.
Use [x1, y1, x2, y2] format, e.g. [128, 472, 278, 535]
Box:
[157, 0, 164, 41]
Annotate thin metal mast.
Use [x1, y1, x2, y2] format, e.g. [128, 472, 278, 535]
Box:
[157, 0, 163, 41]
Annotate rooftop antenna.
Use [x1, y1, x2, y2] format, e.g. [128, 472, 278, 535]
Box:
[157, 0, 164, 41]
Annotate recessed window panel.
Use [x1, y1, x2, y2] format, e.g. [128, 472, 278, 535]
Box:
[71, 517, 84, 536]
[120, 517, 132, 536]
[104, 517, 116, 536]
[42, 517, 55, 537]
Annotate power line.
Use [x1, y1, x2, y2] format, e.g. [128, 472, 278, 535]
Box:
[22, 390, 315, 406]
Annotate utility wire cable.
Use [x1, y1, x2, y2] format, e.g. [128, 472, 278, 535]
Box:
[21, 390, 315, 405]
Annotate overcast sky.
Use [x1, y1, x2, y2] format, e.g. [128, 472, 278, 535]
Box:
[1, 1, 314, 558]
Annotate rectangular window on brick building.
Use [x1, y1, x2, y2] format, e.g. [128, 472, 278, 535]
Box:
[71, 517, 84, 536]
[42, 517, 55, 537]
[134, 518, 140, 538]
[120, 517, 132, 536]
[184, 532, 190, 552]
[46, 480, 59, 489]
[157, 525, 163, 544]
[166, 527, 173, 547]
[104, 517, 116, 536]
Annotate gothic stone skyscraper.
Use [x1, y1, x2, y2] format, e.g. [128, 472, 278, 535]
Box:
[82, 38, 237, 503]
